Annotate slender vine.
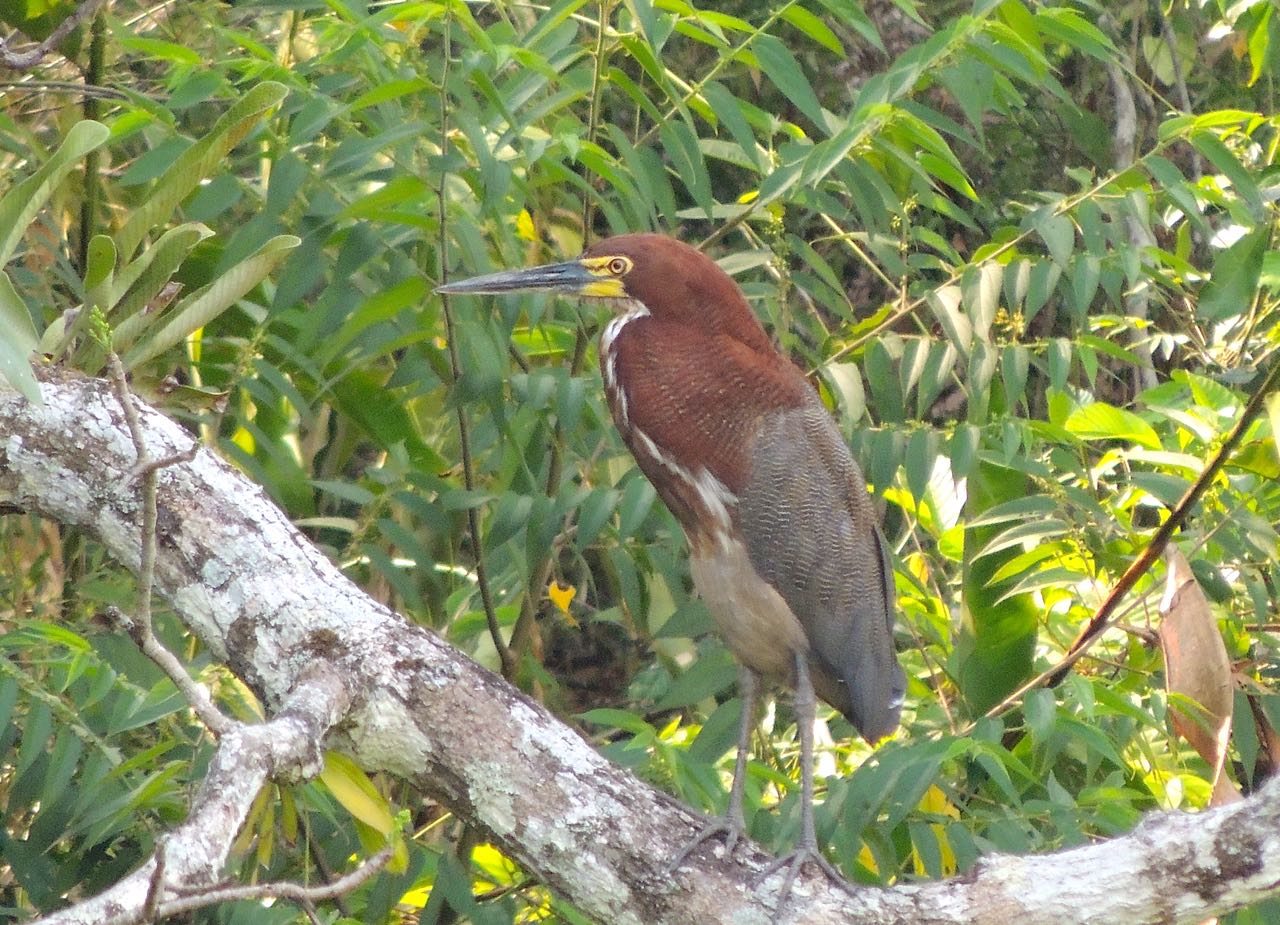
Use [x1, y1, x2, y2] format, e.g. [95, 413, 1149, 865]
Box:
[433, 12, 513, 681]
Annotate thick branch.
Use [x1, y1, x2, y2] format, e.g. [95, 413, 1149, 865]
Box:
[3, 369, 1280, 924]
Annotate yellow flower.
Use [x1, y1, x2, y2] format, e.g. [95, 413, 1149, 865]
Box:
[548, 580, 576, 616]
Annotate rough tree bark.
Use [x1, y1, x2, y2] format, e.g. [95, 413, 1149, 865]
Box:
[2, 369, 1279, 925]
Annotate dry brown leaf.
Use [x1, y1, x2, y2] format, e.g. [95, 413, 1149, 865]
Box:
[1158, 546, 1241, 806]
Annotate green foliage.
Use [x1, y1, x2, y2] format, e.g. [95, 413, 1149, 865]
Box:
[2, 0, 1279, 922]
[954, 460, 1037, 714]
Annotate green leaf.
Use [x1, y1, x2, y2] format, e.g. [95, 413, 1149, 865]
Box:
[1002, 343, 1029, 410]
[118, 35, 203, 65]
[116, 81, 288, 259]
[84, 235, 117, 310]
[927, 285, 971, 356]
[905, 429, 936, 503]
[1247, 4, 1272, 87]
[954, 461, 1039, 714]
[0, 120, 110, 268]
[813, 0, 884, 50]
[975, 518, 1070, 560]
[655, 645, 738, 710]
[0, 271, 42, 405]
[949, 423, 980, 482]
[823, 361, 866, 422]
[659, 120, 713, 218]
[781, 5, 844, 54]
[702, 81, 762, 171]
[122, 235, 299, 369]
[1199, 227, 1267, 322]
[962, 262, 1002, 343]
[1064, 402, 1161, 449]
[107, 224, 215, 349]
[320, 751, 394, 834]
[1035, 7, 1116, 60]
[1267, 393, 1280, 465]
[1190, 130, 1264, 219]
[1033, 210, 1074, 267]
[751, 33, 827, 129]
[319, 751, 408, 872]
[687, 698, 746, 764]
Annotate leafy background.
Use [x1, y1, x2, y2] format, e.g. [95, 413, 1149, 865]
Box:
[1, 0, 1279, 921]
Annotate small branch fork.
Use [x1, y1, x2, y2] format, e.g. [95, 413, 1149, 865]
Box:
[33, 359, 380, 925]
[0, 0, 109, 70]
[155, 843, 395, 924]
[105, 354, 223, 734]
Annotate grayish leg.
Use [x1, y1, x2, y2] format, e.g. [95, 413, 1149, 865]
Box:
[755, 654, 853, 920]
[669, 665, 759, 869]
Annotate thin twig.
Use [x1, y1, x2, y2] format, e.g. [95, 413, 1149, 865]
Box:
[433, 16, 513, 679]
[580, 0, 613, 236]
[0, 80, 128, 100]
[106, 605, 229, 733]
[130, 446, 199, 482]
[1105, 51, 1158, 394]
[0, 0, 110, 70]
[506, 3, 615, 679]
[1156, 2, 1200, 181]
[305, 824, 353, 918]
[973, 354, 1280, 727]
[105, 353, 231, 736]
[156, 843, 395, 918]
[143, 838, 166, 921]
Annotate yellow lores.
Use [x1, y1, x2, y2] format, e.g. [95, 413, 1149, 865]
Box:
[577, 255, 633, 298]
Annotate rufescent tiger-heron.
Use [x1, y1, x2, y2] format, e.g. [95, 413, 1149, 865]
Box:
[437, 232, 905, 904]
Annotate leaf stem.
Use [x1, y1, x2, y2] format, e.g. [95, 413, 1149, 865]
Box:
[434, 12, 513, 680]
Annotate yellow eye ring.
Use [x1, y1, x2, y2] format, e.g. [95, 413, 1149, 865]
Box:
[607, 257, 630, 276]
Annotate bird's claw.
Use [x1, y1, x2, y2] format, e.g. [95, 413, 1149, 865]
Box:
[754, 844, 854, 922]
[667, 816, 747, 874]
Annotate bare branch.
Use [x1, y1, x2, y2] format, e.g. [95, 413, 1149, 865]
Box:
[130, 444, 199, 483]
[106, 604, 230, 733]
[142, 839, 165, 921]
[0, 0, 110, 70]
[1155, 3, 1200, 182]
[32, 664, 351, 925]
[155, 843, 395, 919]
[1105, 52, 1159, 394]
[4, 370, 1280, 924]
[979, 353, 1280, 725]
[105, 353, 230, 735]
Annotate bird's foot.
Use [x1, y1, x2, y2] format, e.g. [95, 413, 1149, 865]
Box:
[754, 843, 854, 922]
[667, 815, 747, 873]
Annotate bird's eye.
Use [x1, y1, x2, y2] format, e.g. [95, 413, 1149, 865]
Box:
[607, 257, 629, 276]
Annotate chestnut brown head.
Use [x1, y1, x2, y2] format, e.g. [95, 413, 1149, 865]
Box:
[437, 233, 771, 351]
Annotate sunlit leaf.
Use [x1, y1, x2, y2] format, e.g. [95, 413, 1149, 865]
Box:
[0, 271, 42, 405]
[1064, 402, 1161, 450]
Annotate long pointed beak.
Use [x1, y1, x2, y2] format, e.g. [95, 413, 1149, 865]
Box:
[435, 260, 597, 296]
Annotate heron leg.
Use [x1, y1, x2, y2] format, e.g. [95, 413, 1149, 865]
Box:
[754, 653, 853, 917]
[669, 665, 758, 871]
